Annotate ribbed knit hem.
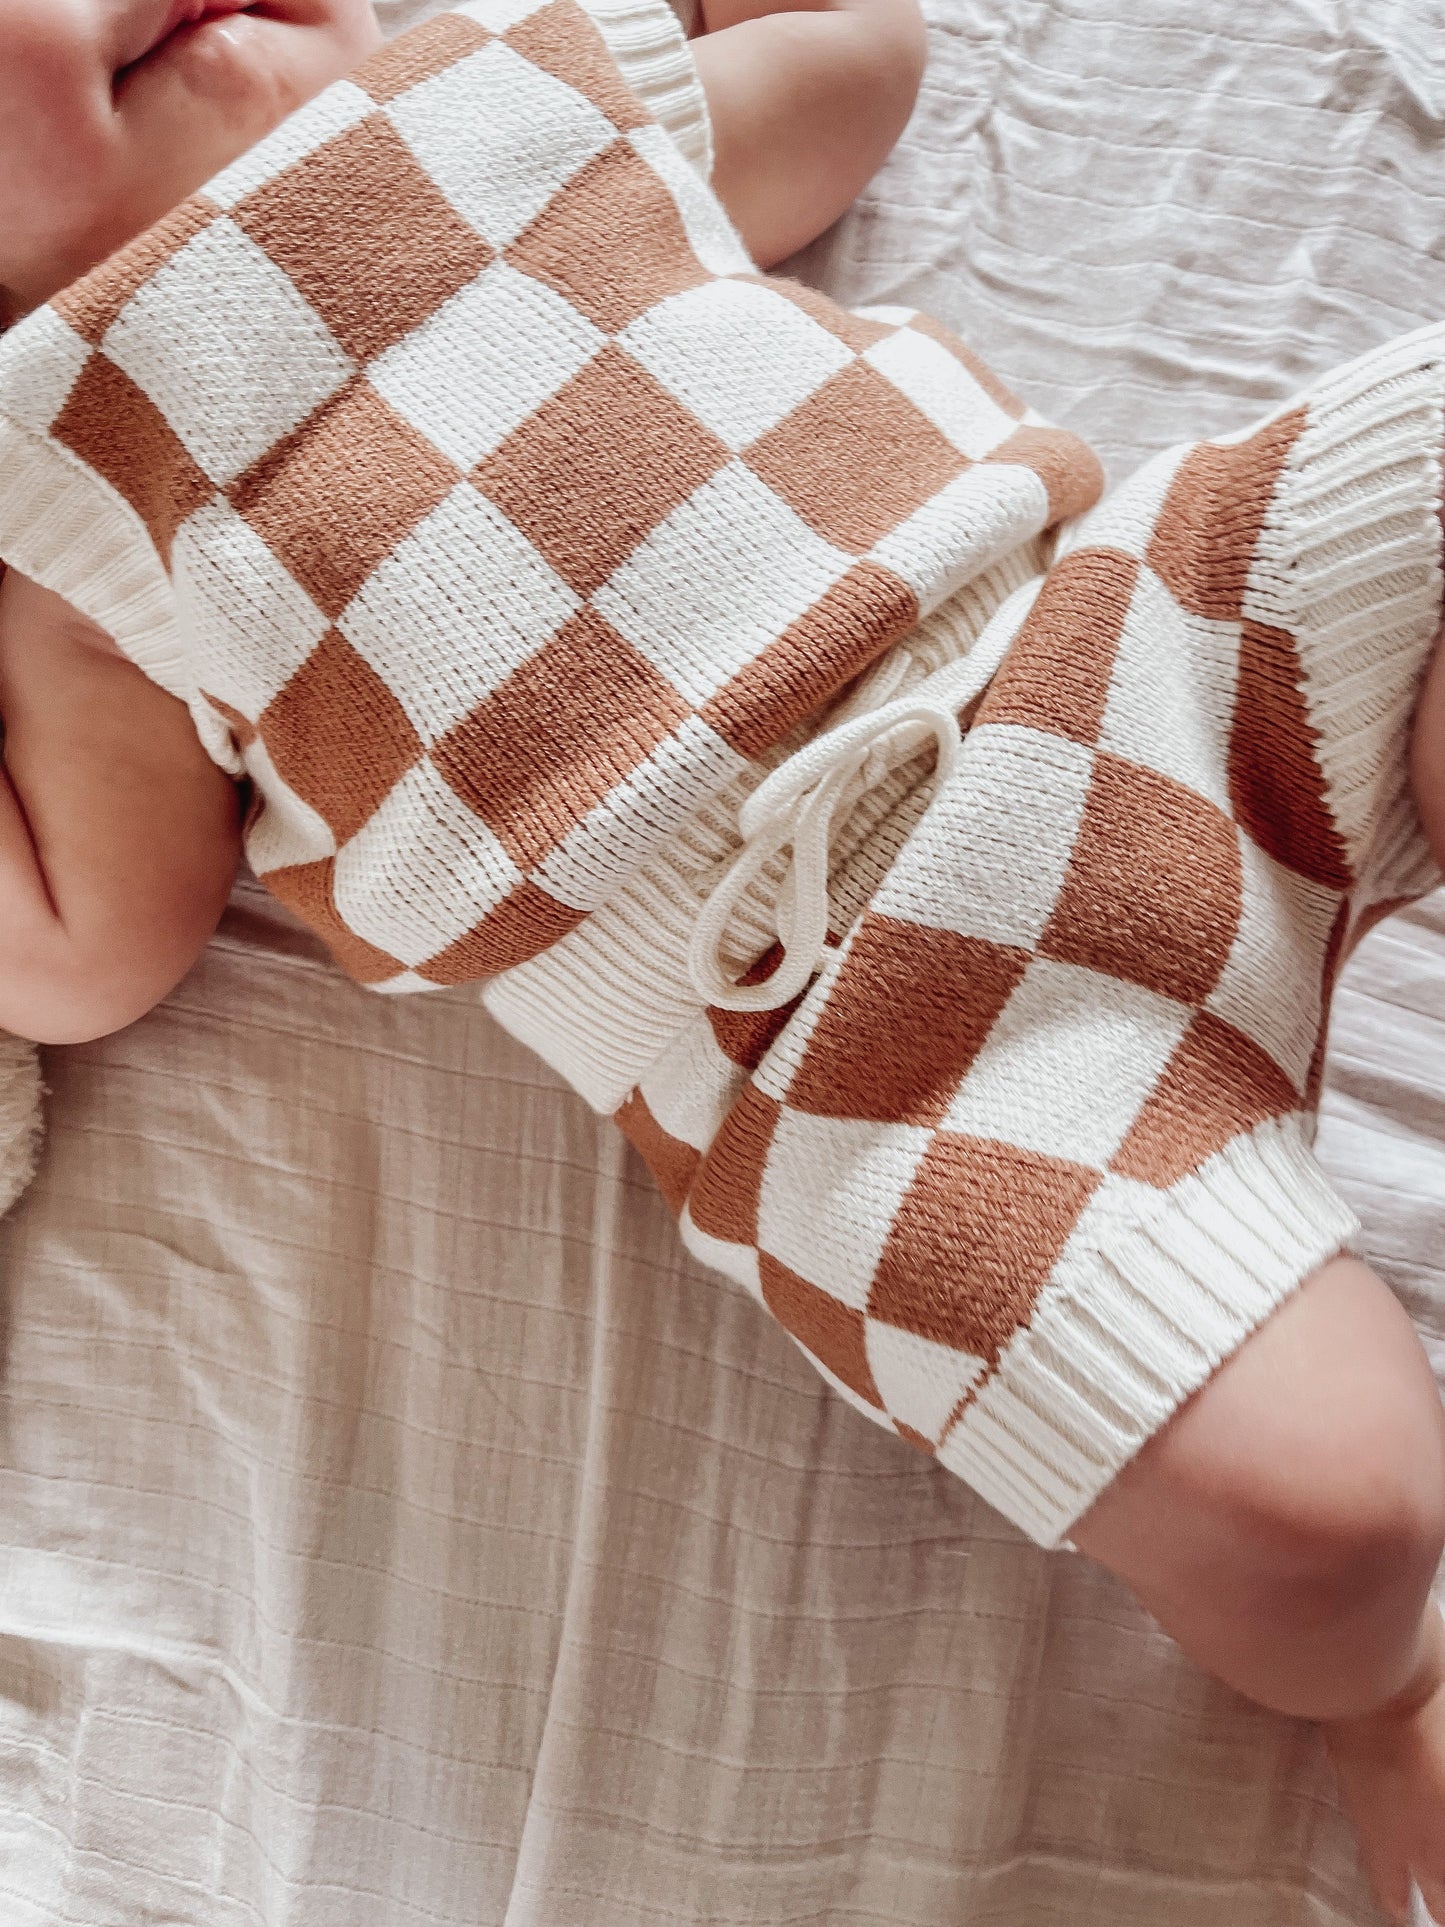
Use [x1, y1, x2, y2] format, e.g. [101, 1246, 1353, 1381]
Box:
[1246, 322, 1445, 871]
[0, 419, 242, 772]
[581, 0, 713, 178]
[0, 422, 183, 690]
[935, 1118, 1360, 1552]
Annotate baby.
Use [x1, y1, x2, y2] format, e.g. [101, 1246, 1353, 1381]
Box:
[1, 0, 1445, 1917]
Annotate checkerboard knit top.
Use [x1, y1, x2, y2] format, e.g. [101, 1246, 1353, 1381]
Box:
[0, 0, 1103, 989]
[12, 0, 1440, 1555]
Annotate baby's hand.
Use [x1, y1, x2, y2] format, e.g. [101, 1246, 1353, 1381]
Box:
[1323, 1600, 1445, 1924]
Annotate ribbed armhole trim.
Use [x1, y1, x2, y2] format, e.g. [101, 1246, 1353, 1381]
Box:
[1245, 323, 1445, 867]
[0, 421, 183, 685]
[580, 0, 713, 178]
[936, 1118, 1359, 1552]
[0, 419, 240, 771]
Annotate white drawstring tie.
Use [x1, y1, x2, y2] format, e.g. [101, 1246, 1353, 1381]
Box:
[685, 577, 1043, 1015]
[687, 698, 964, 1012]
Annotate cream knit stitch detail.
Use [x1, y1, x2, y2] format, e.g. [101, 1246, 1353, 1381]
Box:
[582, 0, 713, 178]
[1244, 321, 1445, 870]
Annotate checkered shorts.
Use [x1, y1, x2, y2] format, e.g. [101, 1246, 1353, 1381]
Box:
[515, 324, 1445, 1548]
[0, 0, 1439, 1548]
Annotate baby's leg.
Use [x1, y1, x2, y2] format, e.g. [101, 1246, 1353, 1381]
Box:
[1072, 1251, 1445, 1921]
[1069, 1252, 1445, 1724]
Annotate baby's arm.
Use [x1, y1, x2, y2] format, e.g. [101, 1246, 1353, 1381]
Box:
[0, 568, 241, 1045]
[689, 0, 928, 266]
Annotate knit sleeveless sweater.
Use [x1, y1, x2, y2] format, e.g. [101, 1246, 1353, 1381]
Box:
[6, 0, 1445, 1560]
[0, 0, 1103, 991]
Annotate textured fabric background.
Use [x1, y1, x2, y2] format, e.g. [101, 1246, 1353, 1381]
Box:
[1, 1, 1443, 1922]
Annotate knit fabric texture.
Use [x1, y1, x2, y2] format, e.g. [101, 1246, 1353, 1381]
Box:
[487, 325, 1445, 1546]
[0, 0, 1101, 989]
[1, 0, 1443, 1546]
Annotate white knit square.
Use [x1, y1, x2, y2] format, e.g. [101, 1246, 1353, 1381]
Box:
[1050, 441, 1190, 565]
[173, 498, 331, 720]
[618, 280, 853, 451]
[863, 328, 1020, 459]
[332, 757, 522, 966]
[1098, 567, 1241, 811]
[368, 971, 450, 995]
[870, 723, 1094, 951]
[1206, 832, 1341, 1091]
[533, 714, 746, 909]
[942, 957, 1192, 1169]
[387, 42, 616, 247]
[625, 126, 752, 276]
[454, 0, 551, 30]
[369, 260, 603, 468]
[1054, 1169, 1173, 1260]
[241, 738, 340, 875]
[0, 307, 92, 433]
[593, 460, 852, 704]
[638, 1022, 745, 1155]
[205, 80, 376, 209]
[103, 219, 354, 486]
[758, 1111, 932, 1313]
[339, 481, 578, 742]
[679, 1209, 764, 1302]
[869, 463, 1050, 608]
[863, 1319, 989, 1443]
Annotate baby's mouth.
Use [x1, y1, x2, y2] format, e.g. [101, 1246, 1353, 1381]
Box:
[116, 0, 255, 82]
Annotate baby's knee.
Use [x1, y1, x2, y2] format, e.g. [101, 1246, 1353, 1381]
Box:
[1218, 1258, 1445, 1592]
[1073, 1255, 1445, 1616]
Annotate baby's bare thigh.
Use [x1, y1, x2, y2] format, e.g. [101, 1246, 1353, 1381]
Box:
[1071, 1254, 1445, 1609]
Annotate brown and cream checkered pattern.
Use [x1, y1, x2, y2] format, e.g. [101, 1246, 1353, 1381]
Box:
[609, 346, 1445, 1531]
[3, 0, 1441, 1544]
[0, 0, 1101, 991]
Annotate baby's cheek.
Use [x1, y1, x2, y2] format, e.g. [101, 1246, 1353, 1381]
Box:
[0, 2, 379, 312]
[0, 57, 125, 308]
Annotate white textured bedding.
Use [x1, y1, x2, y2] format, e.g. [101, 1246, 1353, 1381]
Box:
[2, 2, 1444, 1921]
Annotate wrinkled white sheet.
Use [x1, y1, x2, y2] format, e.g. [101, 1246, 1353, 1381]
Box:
[2, 2, 1444, 1921]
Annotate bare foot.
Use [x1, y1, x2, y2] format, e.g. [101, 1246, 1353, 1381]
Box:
[1323, 1600, 1445, 1924]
